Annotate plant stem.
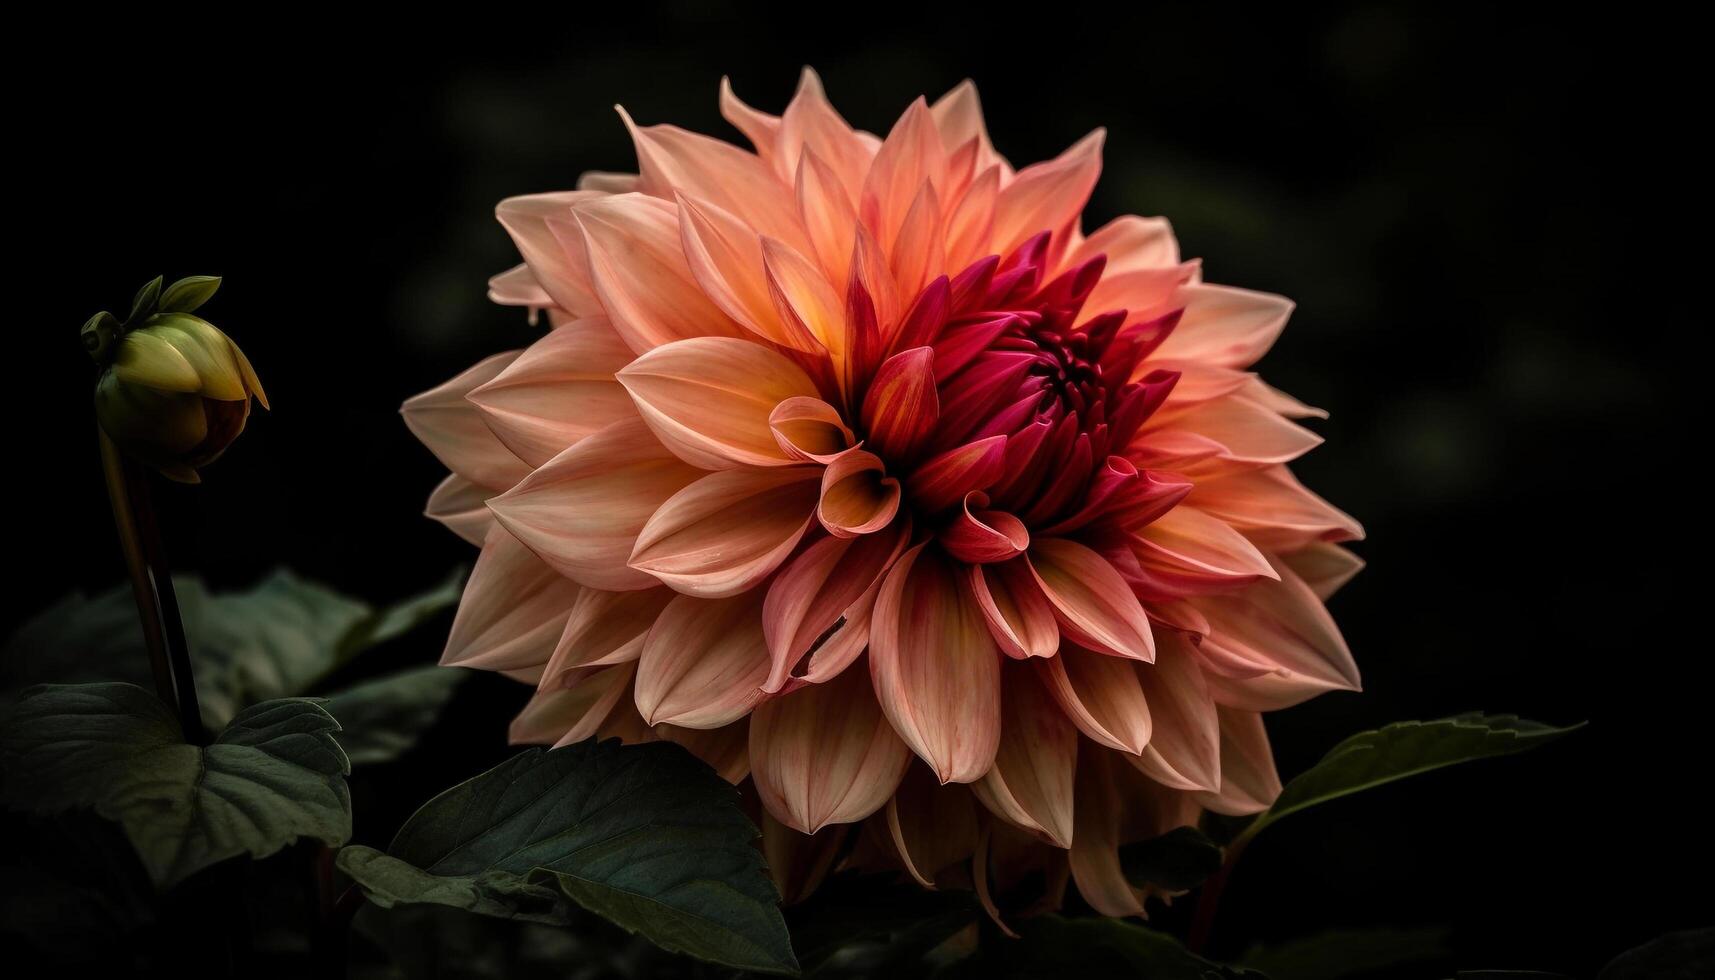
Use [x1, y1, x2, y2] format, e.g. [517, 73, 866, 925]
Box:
[1188, 826, 1255, 954]
[98, 428, 207, 744]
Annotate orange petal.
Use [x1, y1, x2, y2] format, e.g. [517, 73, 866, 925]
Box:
[969, 557, 1060, 660]
[1193, 706, 1283, 816]
[870, 543, 1002, 783]
[769, 395, 856, 463]
[1126, 632, 1221, 792]
[719, 76, 781, 158]
[1189, 464, 1365, 552]
[796, 148, 859, 293]
[751, 660, 914, 832]
[508, 661, 635, 747]
[487, 416, 701, 591]
[860, 98, 947, 258]
[539, 585, 674, 689]
[888, 181, 947, 301]
[1073, 214, 1179, 273]
[618, 336, 821, 470]
[1035, 644, 1152, 755]
[1277, 541, 1365, 601]
[776, 67, 874, 201]
[629, 467, 821, 598]
[487, 263, 553, 311]
[1127, 504, 1278, 597]
[425, 474, 493, 547]
[1146, 394, 1323, 466]
[1068, 747, 1146, 917]
[1028, 538, 1156, 662]
[989, 130, 1104, 261]
[762, 235, 845, 356]
[401, 352, 529, 491]
[442, 525, 579, 672]
[971, 663, 1077, 847]
[495, 191, 606, 318]
[635, 591, 771, 729]
[676, 193, 802, 349]
[467, 316, 636, 467]
[1199, 553, 1361, 710]
[573, 193, 743, 353]
[818, 450, 900, 538]
[929, 80, 1010, 178]
[884, 765, 980, 887]
[1150, 283, 1293, 369]
[762, 520, 910, 693]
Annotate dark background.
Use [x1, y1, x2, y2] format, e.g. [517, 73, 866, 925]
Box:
[6, 4, 1704, 975]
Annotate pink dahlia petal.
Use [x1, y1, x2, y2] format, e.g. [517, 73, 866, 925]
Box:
[1073, 214, 1180, 274]
[750, 660, 913, 833]
[718, 76, 781, 159]
[1126, 632, 1222, 792]
[677, 193, 808, 350]
[1126, 504, 1279, 597]
[769, 395, 856, 463]
[635, 591, 771, 729]
[1145, 394, 1323, 466]
[971, 663, 1077, 847]
[776, 68, 875, 201]
[657, 719, 751, 785]
[870, 543, 1002, 784]
[969, 557, 1060, 660]
[574, 193, 745, 353]
[818, 450, 901, 538]
[795, 148, 861, 292]
[442, 525, 578, 671]
[762, 519, 910, 693]
[539, 585, 673, 690]
[487, 416, 701, 591]
[1190, 464, 1366, 551]
[862, 98, 948, 260]
[1199, 554, 1361, 710]
[1028, 538, 1157, 662]
[495, 191, 606, 318]
[1150, 283, 1294, 370]
[883, 766, 980, 887]
[862, 347, 939, 462]
[508, 661, 635, 747]
[1193, 706, 1283, 816]
[1278, 541, 1366, 601]
[629, 467, 821, 598]
[467, 315, 636, 467]
[424, 474, 493, 546]
[401, 352, 529, 491]
[1035, 643, 1152, 755]
[929, 80, 1010, 179]
[487, 262, 554, 311]
[1068, 747, 1148, 917]
[761, 813, 849, 907]
[905, 435, 1008, 514]
[762, 235, 845, 356]
[617, 336, 821, 470]
[941, 492, 1029, 564]
[989, 129, 1104, 263]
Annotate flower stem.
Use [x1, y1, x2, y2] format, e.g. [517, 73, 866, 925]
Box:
[98, 427, 207, 744]
[1188, 824, 1255, 954]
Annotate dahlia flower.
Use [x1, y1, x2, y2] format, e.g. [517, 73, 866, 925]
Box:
[404, 70, 1363, 916]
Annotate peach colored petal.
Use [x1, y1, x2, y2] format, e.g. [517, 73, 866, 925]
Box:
[929, 80, 1011, 178]
[888, 181, 947, 301]
[818, 450, 900, 538]
[630, 467, 821, 598]
[751, 661, 913, 833]
[870, 543, 1002, 784]
[761, 520, 909, 693]
[769, 395, 856, 463]
[861, 98, 947, 255]
[988, 130, 1104, 262]
[718, 76, 781, 159]
[620, 105, 810, 252]
[495, 191, 606, 318]
[969, 556, 1060, 660]
[487, 263, 553, 311]
[1128, 504, 1279, 596]
[577, 171, 639, 193]
[884, 765, 980, 887]
[1149, 283, 1293, 369]
[425, 474, 493, 546]
[795, 148, 859, 292]
[487, 416, 701, 591]
[617, 336, 821, 470]
[972, 664, 1077, 847]
[1073, 214, 1180, 273]
[401, 352, 529, 491]
[635, 591, 771, 729]
[539, 585, 674, 689]
[776, 67, 874, 200]
[1028, 538, 1157, 662]
[467, 315, 636, 467]
[508, 661, 635, 747]
[1068, 747, 1147, 917]
[944, 164, 1001, 269]
[1193, 706, 1283, 816]
[657, 718, 751, 784]
[442, 525, 579, 672]
[1189, 465, 1366, 552]
[1199, 553, 1361, 710]
[573, 193, 744, 353]
[762, 235, 845, 356]
[1126, 632, 1221, 792]
[761, 812, 849, 906]
[676, 193, 807, 349]
[1278, 541, 1366, 601]
[1035, 644, 1152, 755]
[1145, 394, 1323, 465]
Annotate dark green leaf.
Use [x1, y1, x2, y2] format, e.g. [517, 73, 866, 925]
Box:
[1598, 927, 1715, 979]
[1251, 714, 1582, 836]
[785, 873, 977, 976]
[1119, 826, 1223, 891]
[2, 569, 463, 729]
[337, 738, 797, 975]
[156, 275, 221, 314]
[0, 682, 351, 888]
[1239, 926, 1449, 980]
[947, 915, 1262, 979]
[324, 665, 468, 766]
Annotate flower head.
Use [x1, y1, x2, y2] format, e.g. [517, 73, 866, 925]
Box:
[406, 71, 1363, 915]
[87, 276, 268, 483]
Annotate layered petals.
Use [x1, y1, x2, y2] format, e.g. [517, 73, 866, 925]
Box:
[618, 336, 821, 469]
[635, 591, 772, 729]
[630, 467, 821, 597]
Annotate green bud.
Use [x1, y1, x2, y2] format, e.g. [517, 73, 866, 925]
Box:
[89, 279, 267, 483]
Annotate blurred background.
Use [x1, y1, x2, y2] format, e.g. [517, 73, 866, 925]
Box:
[6, 3, 1702, 974]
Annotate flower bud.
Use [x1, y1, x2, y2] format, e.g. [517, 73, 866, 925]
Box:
[87, 276, 268, 483]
